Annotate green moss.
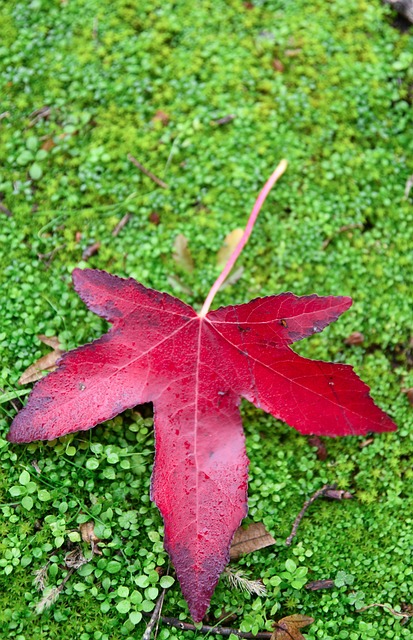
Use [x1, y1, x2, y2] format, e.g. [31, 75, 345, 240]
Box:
[0, 0, 412, 637]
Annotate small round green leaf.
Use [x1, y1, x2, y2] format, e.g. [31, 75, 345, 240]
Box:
[106, 561, 122, 574]
[159, 576, 175, 589]
[129, 611, 142, 625]
[116, 599, 131, 614]
[29, 163, 43, 180]
[21, 496, 34, 510]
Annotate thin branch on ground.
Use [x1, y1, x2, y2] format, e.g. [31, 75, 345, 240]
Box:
[322, 223, 363, 249]
[112, 213, 132, 236]
[357, 603, 413, 620]
[142, 589, 166, 640]
[0, 203, 12, 217]
[404, 174, 413, 200]
[286, 484, 336, 546]
[38, 243, 66, 268]
[305, 579, 335, 591]
[127, 154, 169, 189]
[146, 615, 272, 638]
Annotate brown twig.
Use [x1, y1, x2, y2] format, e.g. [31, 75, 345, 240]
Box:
[28, 106, 51, 127]
[358, 602, 413, 620]
[112, 213, 132, 236]
[147, 616, 272, 638]
[0, 203, 12, 217]
[142, 589, 166, 640]
[286, 484, 336, 546]
[38, 243, 66, 268]
[322, 223, 363, 249]
[305, 579, 335, 591]
[82, 241, 101, 260]
[211, 114, 236, 126]
[404, 174, 413, 200]
[127, 154, 168, 189]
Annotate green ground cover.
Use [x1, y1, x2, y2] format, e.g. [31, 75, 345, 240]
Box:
[0, 0, 413, 638]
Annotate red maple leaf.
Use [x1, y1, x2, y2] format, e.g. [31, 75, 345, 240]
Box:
[7, 161, 396, 621]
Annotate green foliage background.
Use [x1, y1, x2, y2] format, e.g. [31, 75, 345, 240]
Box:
[0, 0, 412, 638]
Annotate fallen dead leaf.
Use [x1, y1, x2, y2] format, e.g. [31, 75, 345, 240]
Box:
[271, 614, 314, 640]
[402, 387, 413, 406]
[230, 522, 275, 560]
[344, 332, 365, 346]
[216, 228, 244, 267]
[173, 234, 194, 273]
[65, 548, 88, 569]
[360, 437, 374, 448]
[272, 59, 284, 72]
[18, 335, 64, 385]
[308, 435, 327, 460]
[80, 521, 102, 555]
[152, 110, 170, 126]
[41, 138, 56, 152]
[149, 211, 161, 225]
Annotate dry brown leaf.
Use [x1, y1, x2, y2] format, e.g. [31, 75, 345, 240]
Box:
[18, 336, 64, 385]
[80, 521, 102, 555]
[307, 435, 327, 460]
[65, 548, 88, 569]
[152, 110, 170, 126]
[216, 228, 244, 267]
[271, 614, 314, 640]
[402, 387, 413, 406]
[272, 59, 285, 72]
[38, 335, 61, 350]
[173, 234, 194, 273]
[230, 522, 275, 560]
[360, 437, 374, 448]
[344, 332, 365, 346]
[41, 138, 56, 151]
[149, 211, 161, 225]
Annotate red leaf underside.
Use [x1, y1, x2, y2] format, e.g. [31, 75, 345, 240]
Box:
[7, 269, 396, 621]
